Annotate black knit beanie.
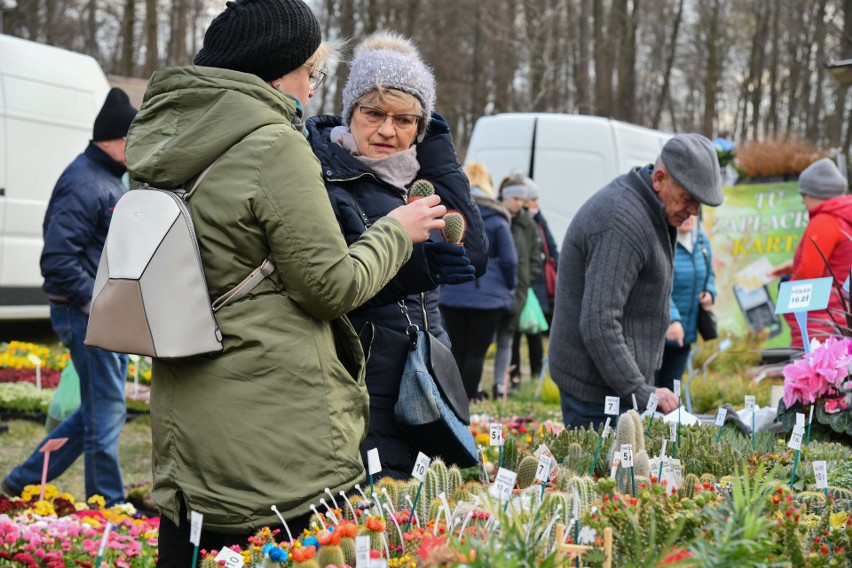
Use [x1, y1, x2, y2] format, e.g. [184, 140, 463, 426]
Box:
[193, 0, 321, 82]
[92, 88, 138, 141]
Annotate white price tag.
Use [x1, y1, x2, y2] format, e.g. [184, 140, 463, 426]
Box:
[796, 412, 806, 428]
[809, 405, 815, 425]
[646, 393, 659, 413]
[649, 457, 660, 475]
[26, 353, 42, 366]
[533, 444, 559, 481]
[215, 548, 245, 568]
[631, 393, 638, 411]
[719, 337, 732, 351]
[489, 423, 503, 446]
[189, 511, 203, 546]
[411, 452, 430, 482]
[661, 460, 673, 493]
[490, 468, 517, 501]
[610, 456, 620, 479]
[789, 284, 813, 310]
[367, 448, 381, 476]
[673, 379, 681, 398]
[604, 396, 620, 415]
[788, 426, 804, 450]
[669, 459, 683, 489]
[813, 461, 828, 489]
[355, 535, 371, 567]
[669, 421, 677, 442]
[535, 455, 552, 483]
[620, 444, 633, 468]
[601, 417, 612, 439]
[745, 395, 755, 410]
[660, 439, 667, 458]
[715, 407, 727, 427]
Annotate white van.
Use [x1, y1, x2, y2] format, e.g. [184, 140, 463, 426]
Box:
[0, 34, 110, 319]
[464, 113, 671, 246]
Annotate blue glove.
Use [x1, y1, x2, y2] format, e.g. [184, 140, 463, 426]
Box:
[423, 241, 476, 285]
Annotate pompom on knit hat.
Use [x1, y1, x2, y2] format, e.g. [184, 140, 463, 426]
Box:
[193, 0, 321, 82]
[342, 31, 436, 139]
[798, 158, 848, 199]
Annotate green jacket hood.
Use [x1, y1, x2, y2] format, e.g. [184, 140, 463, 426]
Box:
[126, 66, 299, 187]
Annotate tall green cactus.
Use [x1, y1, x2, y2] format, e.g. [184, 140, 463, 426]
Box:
[628, 409, 646, 452]
[448, 465, 463, 497]
[339, 537, 356, 567]
[503, 437, 519, 471]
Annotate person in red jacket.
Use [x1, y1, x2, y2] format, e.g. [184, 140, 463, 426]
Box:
[772, 158, 852, 348]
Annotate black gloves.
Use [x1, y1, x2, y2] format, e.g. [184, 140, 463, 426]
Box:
[423, 241, 476, 285]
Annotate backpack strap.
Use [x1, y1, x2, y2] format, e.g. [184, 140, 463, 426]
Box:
[212, 255, 276, 312]
[182, 154, 278, 311]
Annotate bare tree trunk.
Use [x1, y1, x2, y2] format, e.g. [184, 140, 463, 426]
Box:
[615, 0, 638, 122]
[765, 1, 780, 138]
[593, 0, 612, 116]
[121, 0, 136, 76]
[576, 0, 592, 114]
[652, 0, 684, 129]
[144, 0, 158, 77]
[699, 0, 725, 137]
[807, 0, 828, 141]
[85, 0, 99, 58]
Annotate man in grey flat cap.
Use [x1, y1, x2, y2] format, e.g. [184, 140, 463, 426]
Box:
[549, 133, 724, 429]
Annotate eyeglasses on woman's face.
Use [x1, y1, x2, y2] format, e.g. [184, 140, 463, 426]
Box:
[302, 65, 326, 90]
[357, 104, 421, 130]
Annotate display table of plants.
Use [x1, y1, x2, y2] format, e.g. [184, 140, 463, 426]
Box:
[2, 340, 851, 566]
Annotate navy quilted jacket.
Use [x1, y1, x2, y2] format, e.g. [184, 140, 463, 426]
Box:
[40, 143, 127, 308]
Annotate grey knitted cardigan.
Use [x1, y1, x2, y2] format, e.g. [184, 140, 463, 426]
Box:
[549, 167, 676, 409]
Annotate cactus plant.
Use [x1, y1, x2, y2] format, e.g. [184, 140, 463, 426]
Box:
[683, 473, 701, 498]
[699, 473, 717, 486]
[517, 455, 540, 489]
[441, 210, 467, 244]
[448, 465, 464, 496]
[339, 537, 356, 566]
[634, 449, 651, 478]
[316, 544, 345, 567]
[407, 179, 435, 203]
[503, 437, 519, 471]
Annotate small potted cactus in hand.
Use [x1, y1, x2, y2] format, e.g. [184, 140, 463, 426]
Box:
[442, 210, 467, 245]
[407, 179, 435, 203]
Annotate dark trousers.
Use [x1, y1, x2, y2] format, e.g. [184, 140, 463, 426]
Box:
[511, 331, 544, 380]
[157, 504, 312, 567]
[560, 389, 610, 430]
[440, 306, 503, 399]
[654, 343, 692, 392]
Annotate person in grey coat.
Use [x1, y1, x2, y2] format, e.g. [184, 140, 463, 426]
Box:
[548, 134, 724, 429]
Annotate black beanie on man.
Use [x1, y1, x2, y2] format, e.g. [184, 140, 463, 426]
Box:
[193, 0, 321, 82]
[92, 88, 138, 142]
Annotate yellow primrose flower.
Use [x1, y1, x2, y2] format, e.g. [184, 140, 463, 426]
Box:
[82, 517, 103, 528]
[476, 433, 490, 445]
[42, 485, 59, 500]
[830, 511, 848, 530]
[33, 500, 56, 516]
[58, 492, 75, 504]
[87, 494, 106, 508]
[21, 485, 41, 502]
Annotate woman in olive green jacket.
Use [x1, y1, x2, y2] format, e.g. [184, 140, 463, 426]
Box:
[124, 0, 446, 560]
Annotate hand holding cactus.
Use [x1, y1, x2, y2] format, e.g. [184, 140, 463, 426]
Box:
[388, 194, 446, 243]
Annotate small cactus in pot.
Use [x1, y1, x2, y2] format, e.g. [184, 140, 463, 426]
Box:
[407, 179, 435, 203]
[442, 210, 467, 245]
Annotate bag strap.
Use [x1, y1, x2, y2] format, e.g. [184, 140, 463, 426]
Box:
[179, 154, 277, 311]
[212, 255, 276, 312]
[538, 223, 551, 258]
[700, 239, 711, 294]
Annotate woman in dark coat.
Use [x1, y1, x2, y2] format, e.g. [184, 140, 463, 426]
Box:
[440, 163, 517, 400]
[307, 31, 486, 478]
